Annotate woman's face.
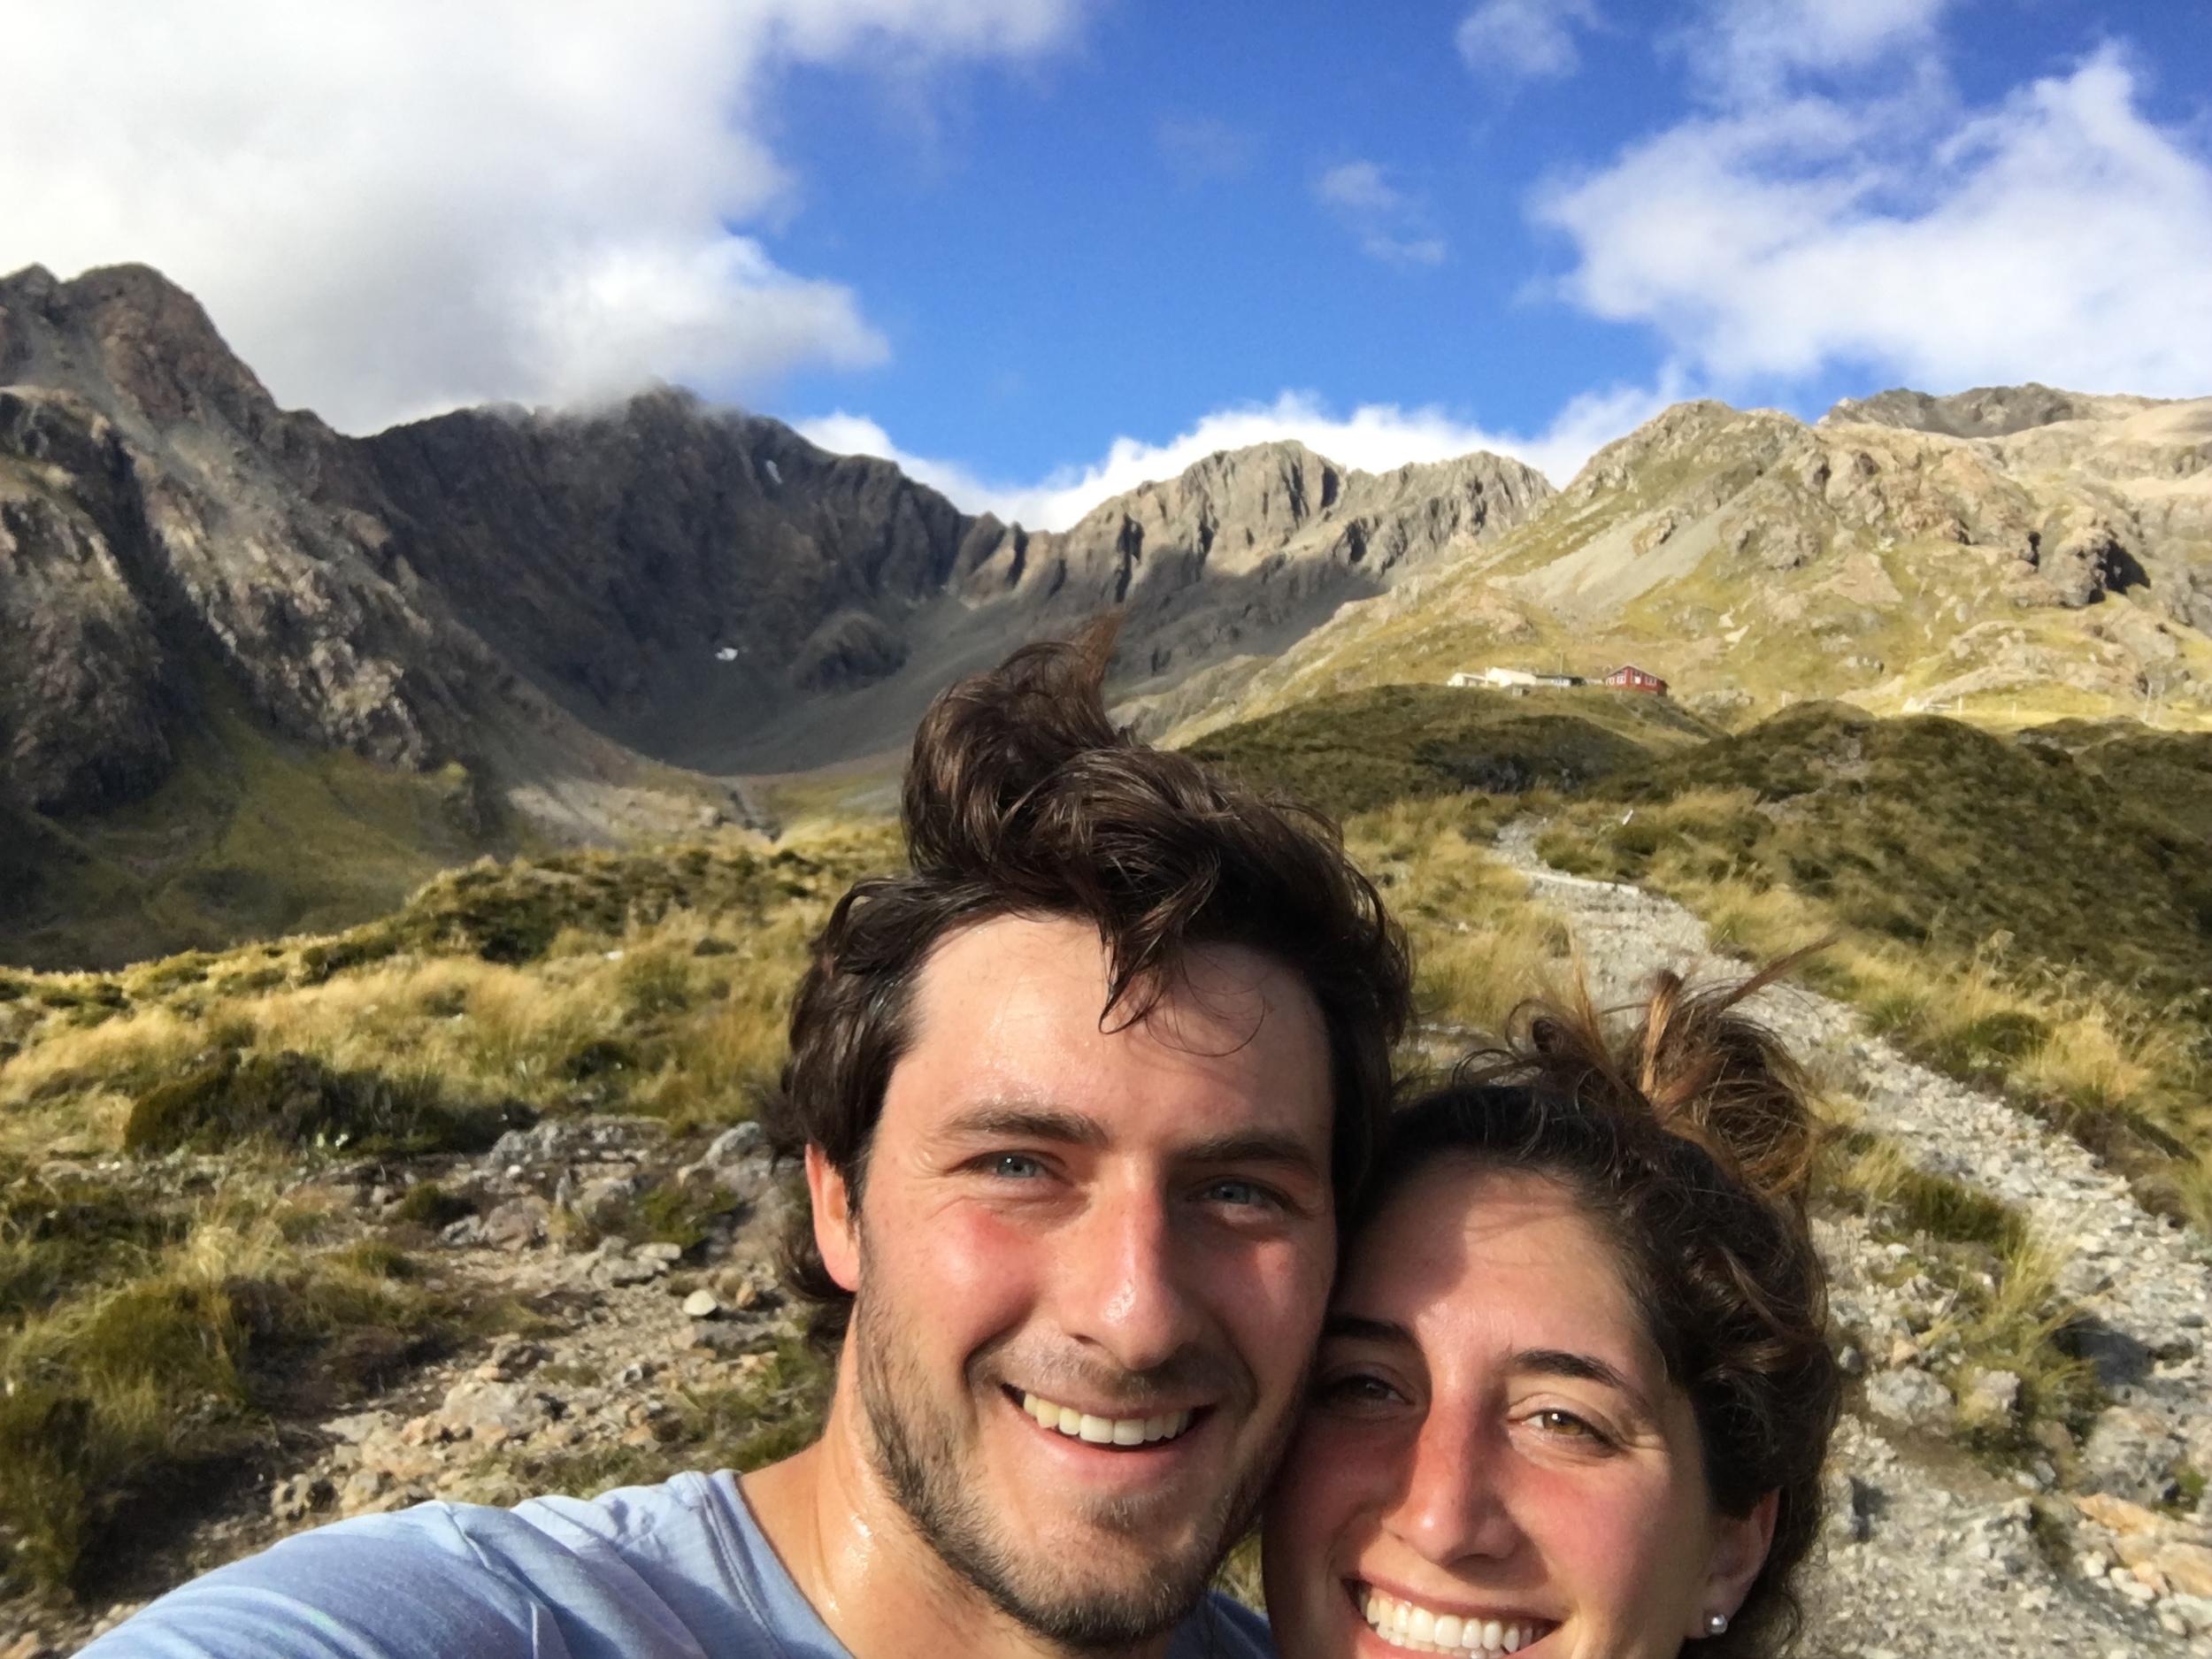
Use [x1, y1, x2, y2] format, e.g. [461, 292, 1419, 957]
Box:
[1263, 1164, 1773, 1659]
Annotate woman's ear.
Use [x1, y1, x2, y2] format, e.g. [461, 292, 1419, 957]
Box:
[806, 1144, 862, 1293]
[1685, 1489, 1778, 1641]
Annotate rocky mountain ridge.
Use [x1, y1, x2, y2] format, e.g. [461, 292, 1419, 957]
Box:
[1171, 381, 2212, 741]
[0, 262, 1549, 961]
[0, 262, 1550, 799]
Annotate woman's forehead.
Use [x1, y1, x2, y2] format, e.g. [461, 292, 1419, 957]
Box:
[1337, 1164, 1654, 1363]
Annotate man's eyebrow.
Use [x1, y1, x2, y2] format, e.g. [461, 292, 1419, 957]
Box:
[1179, 1129, 1326, 1182]
[939, 1105, 1110, 1148]
[1321, 1312, 1417, 1348]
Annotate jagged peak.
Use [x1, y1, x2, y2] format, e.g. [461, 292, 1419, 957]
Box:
[0, 260, 281, 439]
[1560, 398, 1802, 499]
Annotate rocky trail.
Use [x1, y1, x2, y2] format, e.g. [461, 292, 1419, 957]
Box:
[1495, 818, 2212, 1658]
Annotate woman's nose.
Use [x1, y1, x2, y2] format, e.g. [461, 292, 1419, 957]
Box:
[1385, 1409, 1525, 1568]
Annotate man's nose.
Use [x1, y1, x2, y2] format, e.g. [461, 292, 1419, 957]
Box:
[1385, 1407, 1525, 1569]
[1057, 1179, 1202, 1374]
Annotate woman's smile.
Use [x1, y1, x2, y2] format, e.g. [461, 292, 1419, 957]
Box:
[1350, 1578, 1557, 1655]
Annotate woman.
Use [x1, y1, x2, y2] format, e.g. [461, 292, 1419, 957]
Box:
[1264, 969, 1839, 1659]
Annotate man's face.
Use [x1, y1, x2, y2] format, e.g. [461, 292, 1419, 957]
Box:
[810, 913, 1337, 1647]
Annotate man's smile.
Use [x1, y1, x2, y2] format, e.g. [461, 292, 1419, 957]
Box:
[1012, 1387, 1202, 1447]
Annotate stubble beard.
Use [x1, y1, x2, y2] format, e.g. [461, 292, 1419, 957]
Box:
[852, 1284, 1292, 1653]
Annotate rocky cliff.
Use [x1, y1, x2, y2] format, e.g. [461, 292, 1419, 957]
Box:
[1, 263, 1556, 797]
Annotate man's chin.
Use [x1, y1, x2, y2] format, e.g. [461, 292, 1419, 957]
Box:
[954, 1528, 1223, 1650]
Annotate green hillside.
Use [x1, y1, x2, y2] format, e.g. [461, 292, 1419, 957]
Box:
[2, 672, 523, 972]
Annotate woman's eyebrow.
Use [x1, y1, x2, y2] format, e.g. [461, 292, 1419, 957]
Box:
[1321, 1312, 1417, 1348]
[1516, 1348, 1635, 1394]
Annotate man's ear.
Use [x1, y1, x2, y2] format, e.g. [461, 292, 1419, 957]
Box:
[1684, 1489, 1778, 1641]
[806, 1144, 862, 1293]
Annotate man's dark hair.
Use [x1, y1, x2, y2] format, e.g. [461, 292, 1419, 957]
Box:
[761, 616, 1413, 1349]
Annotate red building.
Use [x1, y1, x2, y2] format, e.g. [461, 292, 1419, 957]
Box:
[1604, 664, 1669, 695]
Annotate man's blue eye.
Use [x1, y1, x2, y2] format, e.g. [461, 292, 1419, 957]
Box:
[1204, 1179, 1266, 1206]
[991, 1154, 1045, 1179]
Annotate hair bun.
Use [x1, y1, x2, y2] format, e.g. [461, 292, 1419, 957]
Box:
[1517, 961, 1820, 1210]
[1628, 964, 1818, 1206]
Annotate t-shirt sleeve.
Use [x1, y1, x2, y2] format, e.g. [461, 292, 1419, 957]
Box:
[74, 1494, 745, 1659]
[76, 1508, 563, 1659]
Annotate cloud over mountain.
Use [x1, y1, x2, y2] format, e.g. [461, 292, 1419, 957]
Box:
[800, 381, 1669, 528]
[0, 0, 1083, 434]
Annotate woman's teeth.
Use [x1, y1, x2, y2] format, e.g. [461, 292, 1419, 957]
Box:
[1019, 1392, 1194, 1446]
[1359, 1588, 1549, 1656]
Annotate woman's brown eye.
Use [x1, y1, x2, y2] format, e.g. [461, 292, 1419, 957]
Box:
[1320, 1372, 1399, 1407]
[1537, 1409, 1597, 1439]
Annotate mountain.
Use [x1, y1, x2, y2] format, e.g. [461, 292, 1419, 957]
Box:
[0, 262, 1551, 962]
[349, 407, 1550, 774]
[1171, 386, 2212, 741]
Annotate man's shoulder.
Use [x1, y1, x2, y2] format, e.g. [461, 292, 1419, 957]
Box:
[1171, 1592, 1277, 1659]
[82, 1470, 831, 1659]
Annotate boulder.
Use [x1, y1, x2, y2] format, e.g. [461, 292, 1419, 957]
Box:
[2079, 1406, 2184, 1505]
[1960, 1369, 2022, 1426]
[1864, 1366, 1955, 1432]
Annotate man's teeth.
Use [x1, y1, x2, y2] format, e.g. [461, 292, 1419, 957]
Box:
[1359, 1588, 1548, 1656]
[1019, 1392, 1194, 1446]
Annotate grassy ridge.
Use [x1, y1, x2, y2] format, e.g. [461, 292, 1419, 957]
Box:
[1527, 704, 2212, 1223]
[1188, 685, 2212, 1226]
[1186, 682, 1714, 818]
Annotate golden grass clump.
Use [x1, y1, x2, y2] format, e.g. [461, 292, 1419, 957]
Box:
[0, 1183, 454, 1593]
[1341, 795, 1570, 1067]
[0, 823, 906, 1595]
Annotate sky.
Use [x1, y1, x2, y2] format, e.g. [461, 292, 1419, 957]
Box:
[2, 0, 2208, 528]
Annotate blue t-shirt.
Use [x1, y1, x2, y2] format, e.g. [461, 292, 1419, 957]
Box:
[82, 1469, 1275, 1659]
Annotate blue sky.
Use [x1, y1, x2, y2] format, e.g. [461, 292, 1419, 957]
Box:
[3, 1, 2208, 526]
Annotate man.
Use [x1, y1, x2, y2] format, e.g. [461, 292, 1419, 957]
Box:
[88, 619, 1411, 1659]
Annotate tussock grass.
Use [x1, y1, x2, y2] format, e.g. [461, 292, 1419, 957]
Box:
[1816, 1126, 2102, 1464]
[0, 1185, 457, 1593]
[1340, 796, 1569, 1067]
[1188, 681, 1710, 819]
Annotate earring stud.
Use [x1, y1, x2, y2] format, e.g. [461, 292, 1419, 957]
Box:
[1705, 1613, 1730, 1637]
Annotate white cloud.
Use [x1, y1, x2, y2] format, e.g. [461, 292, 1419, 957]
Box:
[1539, 41, 2212, 396]
[1156, 115, 1257, 185]
[1315, 162, 1447, 267]
[0, 0, 1082, 434]
[799, 385, 1667, 530]
[1685, 0, 1953, 96]
[1456, 0, 1601, 82]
